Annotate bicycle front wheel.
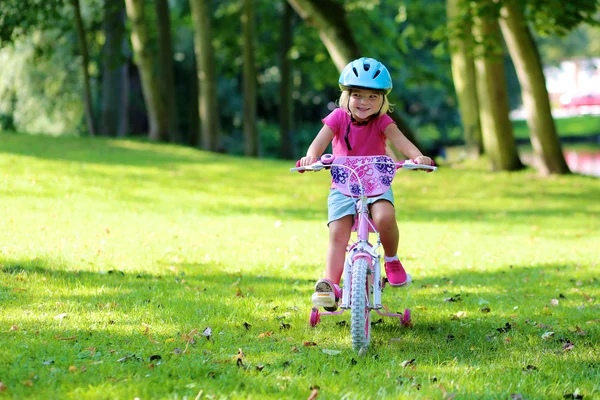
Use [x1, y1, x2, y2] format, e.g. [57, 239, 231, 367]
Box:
[350, 257, 371, 351]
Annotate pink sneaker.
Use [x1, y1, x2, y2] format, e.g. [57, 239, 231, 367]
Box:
[385, 259, 410, 287]
[312, 278, 342, 311]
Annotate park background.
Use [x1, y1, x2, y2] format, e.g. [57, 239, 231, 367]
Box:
[1, 0, 599, 399]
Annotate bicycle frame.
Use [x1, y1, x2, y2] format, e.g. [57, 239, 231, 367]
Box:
[293, 154, 435, 349]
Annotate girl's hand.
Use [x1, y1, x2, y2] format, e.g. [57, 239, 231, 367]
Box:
[413, 156, 435, 172]
[300, 156, 319, 167]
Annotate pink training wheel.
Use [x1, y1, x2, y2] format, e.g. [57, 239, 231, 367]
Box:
[402, 308, 412, 327]
[309, 307, 321, 327]
[321, 154, 334, 165]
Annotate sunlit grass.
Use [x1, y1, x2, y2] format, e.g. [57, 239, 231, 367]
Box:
[0, 132, 599, 399]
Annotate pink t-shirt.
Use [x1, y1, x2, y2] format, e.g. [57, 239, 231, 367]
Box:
[322, 108, 395, 157]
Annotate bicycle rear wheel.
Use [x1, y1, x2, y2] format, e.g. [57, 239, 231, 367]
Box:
[350, 257, 371, 350]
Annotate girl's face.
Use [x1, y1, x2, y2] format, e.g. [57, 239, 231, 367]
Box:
[348, 89, 383, 122]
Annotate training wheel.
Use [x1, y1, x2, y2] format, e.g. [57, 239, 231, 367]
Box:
[401, 308, 411, 327]
[309, 307, 321, 327]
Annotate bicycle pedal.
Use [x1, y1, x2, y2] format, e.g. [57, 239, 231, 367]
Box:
[311, 292, 336, 308]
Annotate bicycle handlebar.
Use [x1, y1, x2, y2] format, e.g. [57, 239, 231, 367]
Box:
[290, 154, 437, 173]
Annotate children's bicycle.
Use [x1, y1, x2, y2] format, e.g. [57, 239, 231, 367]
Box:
[291, 154, 436, 351]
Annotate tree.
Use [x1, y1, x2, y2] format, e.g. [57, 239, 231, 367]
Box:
[71, 0, 97, 137]
[242, 0, 258, 156]
[155, 0, 179, 142]
[446, 0, 482, 156]
[279, 1, 295, 160]
[189, 0, 220, 151]
[499, 0, 570, 175]
[100, 0, 127, 137]
[125, 0, 168, 141]
[472, 4, 523, 171]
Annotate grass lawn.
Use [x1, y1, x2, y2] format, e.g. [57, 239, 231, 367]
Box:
[1, 133, 599, 399]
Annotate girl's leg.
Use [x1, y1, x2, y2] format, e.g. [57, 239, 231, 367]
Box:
[369, 200, 398, 257]
[370, 200, 409, 286]
[325, 215, 353, 284]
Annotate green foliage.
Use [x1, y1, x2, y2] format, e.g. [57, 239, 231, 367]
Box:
[0, 134, 599, 398]
[526, 0, 600, 36]
[0, 32, 84, 135]
[0, 0, 66, 43]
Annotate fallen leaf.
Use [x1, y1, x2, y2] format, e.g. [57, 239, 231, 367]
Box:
[54, 313, 68, 320]
[55, 335, 76, 341]
[451, 311, 467, 320]
[562, 340, 575, 352]
[308, 387, 319, 400]
[401, 359, 416, 368]
[236, 348, 245, 368]
[256, 364, 264, 371]
[0, 382, 7, 392]
[550, 299, 559, 306]
[9, 325, 19, 331]
[303, 341, 317, 347]
[258, 331, 273, 338]
[568, 326, 586, 336]
[68, 366, 78, 372]
[23, 380, 33, 387]
[321, 349, 341, 355]
[202, 327, 212, 340]
[541, 332, 554, 340]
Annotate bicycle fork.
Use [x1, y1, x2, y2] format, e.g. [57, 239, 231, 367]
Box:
[339, 247, 384, 310]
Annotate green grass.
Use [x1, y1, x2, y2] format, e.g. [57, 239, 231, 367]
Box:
[512, 115, 600, 140]
[1, 132, 599, 399]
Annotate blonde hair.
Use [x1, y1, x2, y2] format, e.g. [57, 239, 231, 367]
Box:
[337, 89, 394, 117]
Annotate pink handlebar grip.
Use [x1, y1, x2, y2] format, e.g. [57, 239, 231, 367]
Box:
[295, 160, 305, 173]
[320, 154, 335, 165]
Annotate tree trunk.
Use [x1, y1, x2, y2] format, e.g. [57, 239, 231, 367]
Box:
[117, 47, 130, 137]
[71, 0, 97, 137]
[279, 1, 295, 160]
[101, 0, 126, 137]
[242, 0, 259, 156]
[286, 0, 418, 147]
[155, 0, 179, 143]
[472, 11, 523, 171]
[125, 0, 168, 141]
[499, 1, 570, 175]
[446, 0, 482, 156]
[189, 0, 220, 151]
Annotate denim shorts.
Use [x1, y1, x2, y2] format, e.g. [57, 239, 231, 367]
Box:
[327, 188, 395, 225]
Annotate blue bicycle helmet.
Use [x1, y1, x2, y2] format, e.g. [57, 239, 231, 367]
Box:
[338, 57, 392, 94]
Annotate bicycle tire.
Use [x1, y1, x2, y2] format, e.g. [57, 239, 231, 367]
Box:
[350, 257, 371, 350]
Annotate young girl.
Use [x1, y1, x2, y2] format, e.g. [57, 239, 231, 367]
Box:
[299, 57, 434, 311]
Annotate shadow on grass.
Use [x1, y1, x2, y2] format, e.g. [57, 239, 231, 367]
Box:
[2, 260, 599, 398]
[0, 132, 223, 167]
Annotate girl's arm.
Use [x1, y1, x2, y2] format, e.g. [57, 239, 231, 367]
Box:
[384, 124, 433, 165]
[300, 125, 334, 166]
